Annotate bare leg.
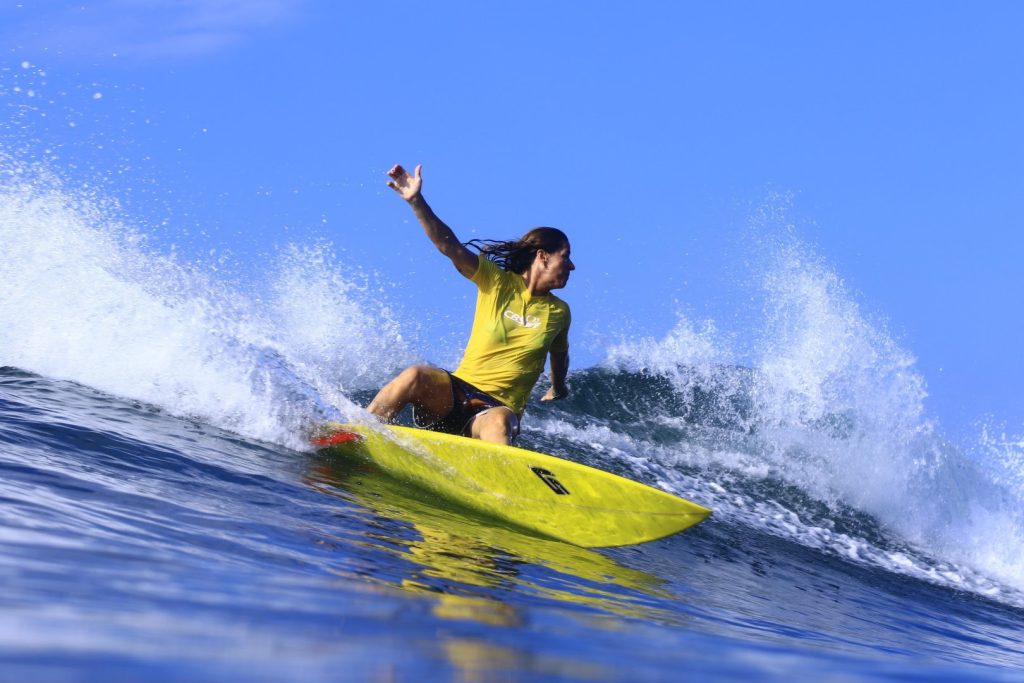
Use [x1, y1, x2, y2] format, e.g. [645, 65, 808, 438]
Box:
[470, 407, 518, 445]
[367, 365, 454, 424]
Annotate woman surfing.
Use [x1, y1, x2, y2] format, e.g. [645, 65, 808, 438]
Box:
[368, 164, 574, 445]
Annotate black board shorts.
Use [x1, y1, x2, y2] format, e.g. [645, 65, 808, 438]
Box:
[413, 371, 521, 440]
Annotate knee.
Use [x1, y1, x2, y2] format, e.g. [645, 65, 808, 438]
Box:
[396, 364, 434, 390]
[476, 408, 518, 442]
[497, 410, 517, 433]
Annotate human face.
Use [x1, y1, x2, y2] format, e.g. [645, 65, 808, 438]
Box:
[540, 243, 575, 290]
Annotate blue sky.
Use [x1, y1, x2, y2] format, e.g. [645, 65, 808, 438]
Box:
[3, 1, 1022, 437]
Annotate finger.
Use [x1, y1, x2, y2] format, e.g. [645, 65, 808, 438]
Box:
[387, 181, 398, 191]
[387, 165, 404, 178]
[413, 164, 422, 179]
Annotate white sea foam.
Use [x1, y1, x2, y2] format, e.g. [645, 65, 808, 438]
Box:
[595, 228, 1024, 606]
[526, 413, 1024, 608]
[0, 163, 410, 449]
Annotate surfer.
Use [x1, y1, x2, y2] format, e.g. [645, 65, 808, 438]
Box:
[367, 164, 573, 445]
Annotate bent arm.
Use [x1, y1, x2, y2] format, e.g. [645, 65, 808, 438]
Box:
[541, 351, 570, 401]
[388, 164, 477, 278]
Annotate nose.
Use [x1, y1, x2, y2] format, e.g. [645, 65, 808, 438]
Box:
[568, 258, 575, 271]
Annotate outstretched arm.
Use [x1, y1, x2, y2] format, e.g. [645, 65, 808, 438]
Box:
[387, 164, 477, 278]
[541, 351, 570, 401]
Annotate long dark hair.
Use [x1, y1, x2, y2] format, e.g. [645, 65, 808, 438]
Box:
[464, 227, 569, 274]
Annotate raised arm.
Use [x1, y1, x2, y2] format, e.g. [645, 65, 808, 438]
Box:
[387, 164, 478, 279]
[541, 351, 570, 401]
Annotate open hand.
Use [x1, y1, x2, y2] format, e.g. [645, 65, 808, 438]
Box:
[387, 164, 422, 202]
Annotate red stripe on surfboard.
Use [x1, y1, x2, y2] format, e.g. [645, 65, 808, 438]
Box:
[311, 430, 362, 447]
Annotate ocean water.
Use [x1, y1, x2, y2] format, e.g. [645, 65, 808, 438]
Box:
[2, 169, 1024, 682]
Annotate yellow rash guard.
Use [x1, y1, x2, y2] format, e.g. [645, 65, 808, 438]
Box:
[452, 255, 570, 414]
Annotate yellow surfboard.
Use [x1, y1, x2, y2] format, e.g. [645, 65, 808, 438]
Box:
[312, 422, 710, 548]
